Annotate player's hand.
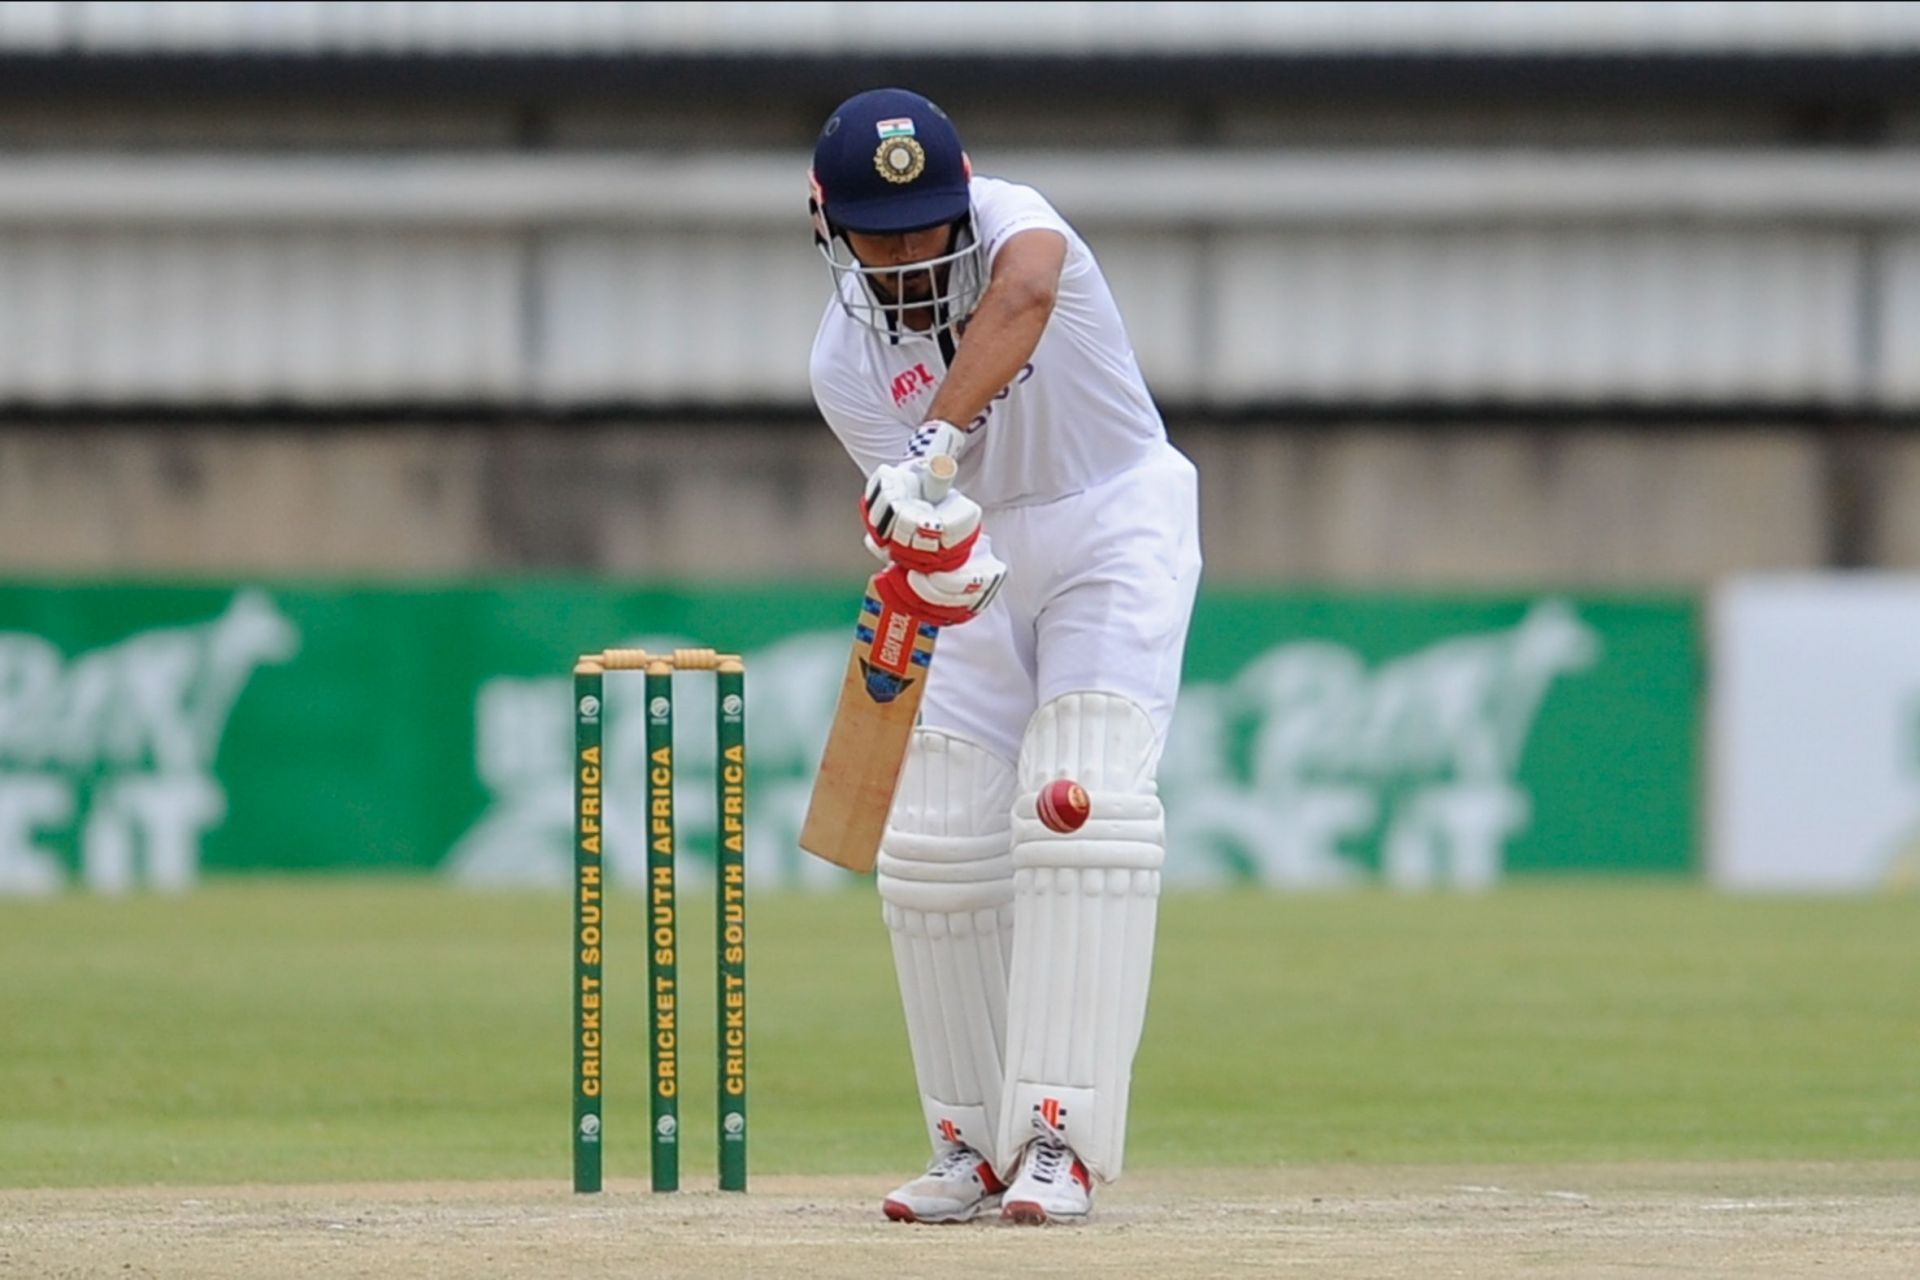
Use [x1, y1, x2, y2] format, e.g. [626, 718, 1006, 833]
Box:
[872, 540, 1009, 627]
[862, 467, 984, 573]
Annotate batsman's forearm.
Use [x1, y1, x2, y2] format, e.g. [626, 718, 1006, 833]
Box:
[926, 282, 1054, 427]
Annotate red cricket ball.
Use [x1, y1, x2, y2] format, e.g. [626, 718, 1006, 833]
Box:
[1037, 779, 1091, 833]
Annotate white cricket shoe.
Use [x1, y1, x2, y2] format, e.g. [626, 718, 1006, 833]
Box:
[1000, 1133, 1094, 1225]
[882, 1144, 1007, 1224]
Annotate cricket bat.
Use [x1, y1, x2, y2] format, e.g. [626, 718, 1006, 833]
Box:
[800, 453, 958, 873]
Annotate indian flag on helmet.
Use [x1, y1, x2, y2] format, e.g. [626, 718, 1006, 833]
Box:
[875, 117, 916, 138]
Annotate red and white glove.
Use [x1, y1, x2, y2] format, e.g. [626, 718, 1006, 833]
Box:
[862, 466, 985, 571]
[873, 541, 1009, 627]
[860, 419, 1007, 625]
[861, 419, 977, 571]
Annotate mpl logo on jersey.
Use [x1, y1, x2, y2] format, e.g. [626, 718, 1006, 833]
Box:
[890, 362, 937, 407]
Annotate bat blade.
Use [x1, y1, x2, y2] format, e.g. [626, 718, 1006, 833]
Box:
[799, 575, 941, 873]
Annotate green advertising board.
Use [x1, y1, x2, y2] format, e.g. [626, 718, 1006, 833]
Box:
[1170, 593, 1697, 885]
[0, 583, 1695, 893]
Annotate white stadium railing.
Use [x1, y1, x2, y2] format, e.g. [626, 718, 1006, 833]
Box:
[6, 151, 1920, 225]
[1, 1, 1919, 55]
[0, 150, 1916, 409]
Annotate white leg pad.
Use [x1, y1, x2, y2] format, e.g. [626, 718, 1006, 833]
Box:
[998, 692, 1166, 1183]
[877, 728, 1017, 1165]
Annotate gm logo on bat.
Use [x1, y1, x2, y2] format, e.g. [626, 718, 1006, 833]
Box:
[858, 659, 915, 705]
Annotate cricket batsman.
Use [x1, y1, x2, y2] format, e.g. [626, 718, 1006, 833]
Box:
[807, 87, 1202, 1224]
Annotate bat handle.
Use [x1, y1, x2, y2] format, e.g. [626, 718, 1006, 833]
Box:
[923, 452, 958, 503]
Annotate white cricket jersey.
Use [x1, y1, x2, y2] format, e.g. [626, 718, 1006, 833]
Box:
[809, 175, 1167, 508]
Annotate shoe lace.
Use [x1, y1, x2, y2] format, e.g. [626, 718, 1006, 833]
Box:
[1023, 1105, 1083, 1188]
[1026, 1138, 1069, 1186]
[927, 1144, 981, 1178]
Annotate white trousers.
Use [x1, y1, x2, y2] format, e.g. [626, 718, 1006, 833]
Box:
[879, 441, 1200, 1177]
[921, 441, 1203, 757]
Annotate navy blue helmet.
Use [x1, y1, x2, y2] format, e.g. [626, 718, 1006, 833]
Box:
[810, 87, 972, 234]
[809, 88, 985, 339]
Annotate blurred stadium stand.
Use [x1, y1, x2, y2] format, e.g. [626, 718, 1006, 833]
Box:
[0, 1, 1917, 580]
[3, 1, 1919, 54]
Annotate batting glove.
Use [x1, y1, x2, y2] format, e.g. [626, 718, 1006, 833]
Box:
[872, 538, 1009, 628]
[862, 424, 982, 573]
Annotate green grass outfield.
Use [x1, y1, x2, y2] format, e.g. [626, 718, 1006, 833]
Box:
[1, 881, 1915, 1188]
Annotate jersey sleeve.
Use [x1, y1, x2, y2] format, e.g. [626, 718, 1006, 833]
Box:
[809, 330, 907, 479]
[974, 180, 1075, 273]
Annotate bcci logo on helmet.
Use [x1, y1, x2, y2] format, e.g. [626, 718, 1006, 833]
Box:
[874, 136, 926, 185]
